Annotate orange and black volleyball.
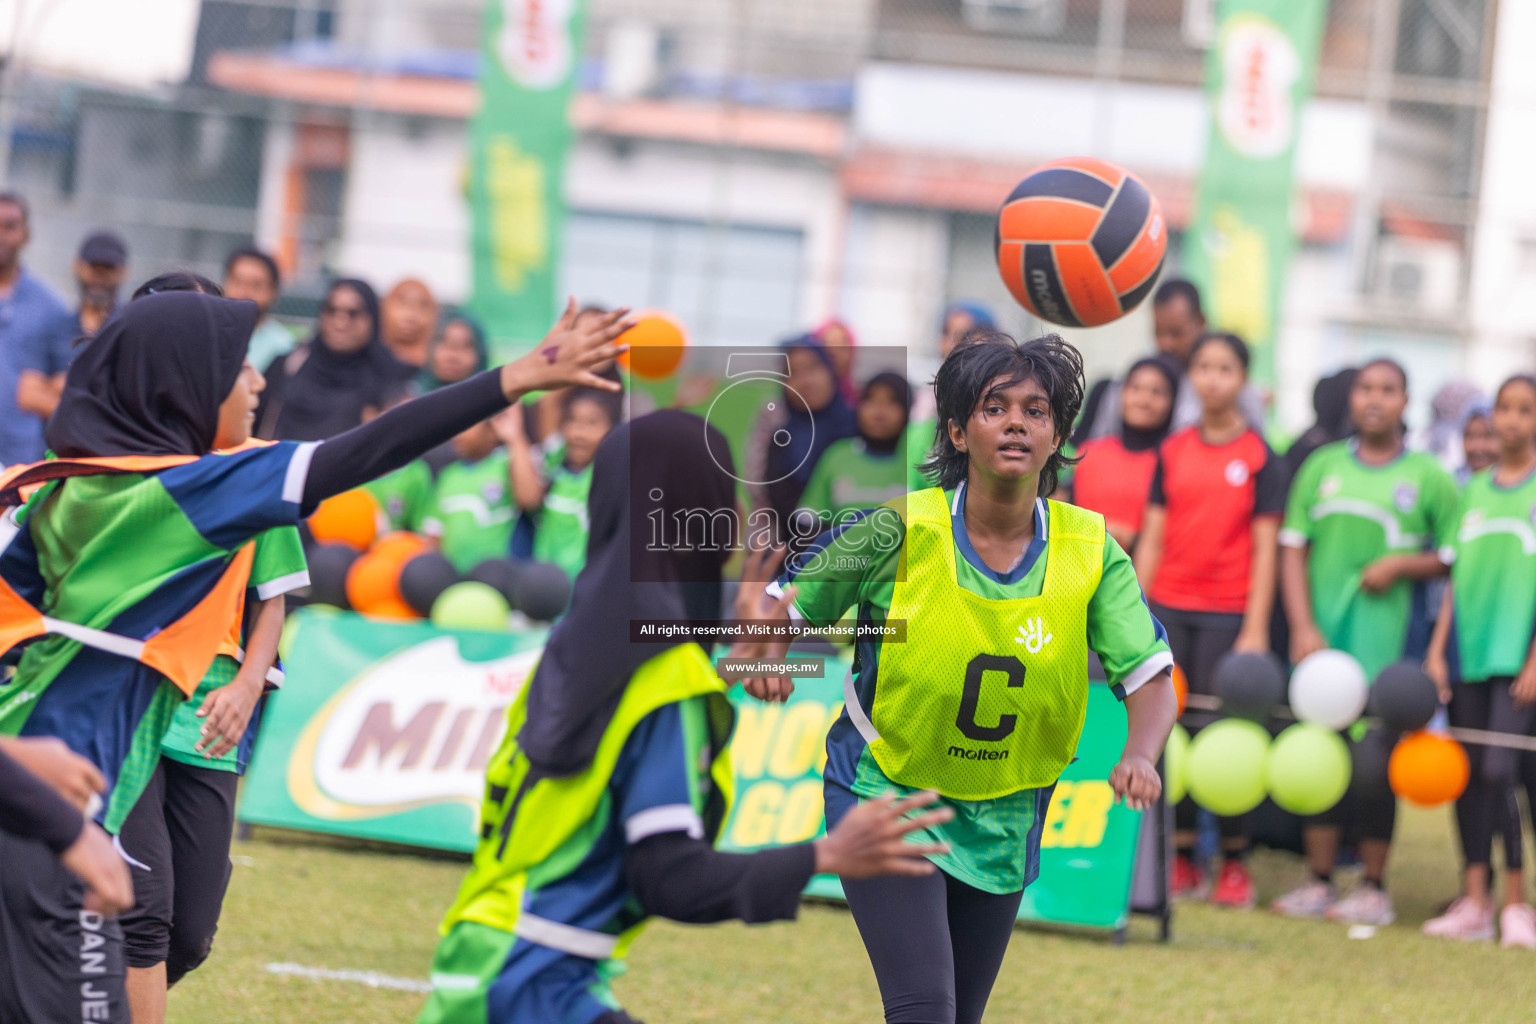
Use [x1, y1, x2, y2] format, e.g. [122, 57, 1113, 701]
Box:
[995, 157, 1167, 328]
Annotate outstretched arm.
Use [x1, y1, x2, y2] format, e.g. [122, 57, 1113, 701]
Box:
[301, 302, 630, 512]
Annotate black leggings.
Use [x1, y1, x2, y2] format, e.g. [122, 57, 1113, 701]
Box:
[117, 758, 240, 984]
[1448, 679, 1536, 871]
[1152, 604, 1250, 847]
[841, 868, 1023, 1024]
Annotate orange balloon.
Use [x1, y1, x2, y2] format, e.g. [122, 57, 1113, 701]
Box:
[345, 549, 419, 620]
[371, 531, 428, 564]
[308, 489, 380, 551]
[617, 313, 687, 380]
[1171, 664, 1188, 716]
[1388, 731, 1470, 807]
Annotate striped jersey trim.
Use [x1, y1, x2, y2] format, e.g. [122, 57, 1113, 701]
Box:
[624, 804, 703, 843]
[282, 442, 320, 504]
[1118, 650, 1174, 698]
[842, 665, 881, 744]
[513, 913, 619, 960]
[256, 569, 311, 601]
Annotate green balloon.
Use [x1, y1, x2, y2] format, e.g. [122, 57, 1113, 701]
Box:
[1267, 723, 1351, 815]
[1163, 724, 1190, 804]
[1187, 719, 1270, 816]
[431, 582, 511, 632]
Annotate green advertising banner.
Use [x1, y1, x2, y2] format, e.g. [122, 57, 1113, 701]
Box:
[468, 0, 587, 359]
[1184, 0, 1329, 392]
[242, 611, 1144, 931]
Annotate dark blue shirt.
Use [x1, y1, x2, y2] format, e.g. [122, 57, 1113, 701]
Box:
[0, 269, 78, 466]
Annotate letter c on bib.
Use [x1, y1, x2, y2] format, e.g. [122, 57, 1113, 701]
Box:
[956, 653, 1025, 742]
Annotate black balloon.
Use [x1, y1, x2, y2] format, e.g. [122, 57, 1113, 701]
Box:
[400, 553, 461, 617]
[469, 558, 523, 604]
[1369, 659, 1439, 733]
[306, 543, 360, 609]
[513, 561, 572, 622]
[1349, 724, 1395, 799]
[1214, 651, 1285, 719]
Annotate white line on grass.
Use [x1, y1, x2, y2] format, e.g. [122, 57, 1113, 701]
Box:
[265, 962, 432, 993]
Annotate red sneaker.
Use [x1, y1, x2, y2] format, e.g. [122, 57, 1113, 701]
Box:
[1210, 859, 1256, 909]
[1170, 855, 1206, 900]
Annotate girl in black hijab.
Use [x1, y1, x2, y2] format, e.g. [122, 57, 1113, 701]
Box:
[1064, 355, 1178, 551]
[0, 294, 631, 1023]
[746, 335, 860, 539]
[255, 278, 414, 441]
[420, 313, 489, 393]
[420, 409, 950, 1024]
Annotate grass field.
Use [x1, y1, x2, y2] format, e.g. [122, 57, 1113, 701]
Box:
[170, 806, 1536, 1023]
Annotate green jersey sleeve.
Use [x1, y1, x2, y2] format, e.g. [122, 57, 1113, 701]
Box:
[250, 527, 309, 600]
[796, 453, 836, 522]
[363, 460, 433, 532]
[782, 508, 906, 627]
[1280, 448, 1323, 548]
[1087, 537, 1174, 698]
[1423, 462, 1461, 556]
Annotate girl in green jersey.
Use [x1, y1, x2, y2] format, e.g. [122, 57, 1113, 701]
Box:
[502, 385, 621, 582]
[1273, 359, 1457, 926]
[734, 333, 1178, 1024]
[1425, 374, 1536, 947]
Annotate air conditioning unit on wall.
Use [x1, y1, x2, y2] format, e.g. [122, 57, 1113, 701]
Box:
[960, 0, 1067, 37]
[1371, 237, 1462, 318]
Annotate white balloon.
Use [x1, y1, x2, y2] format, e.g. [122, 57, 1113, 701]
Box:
[1289, 649, 1368, 730]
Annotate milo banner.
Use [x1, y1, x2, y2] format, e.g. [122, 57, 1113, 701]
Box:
[1184, 0, 1329, 392]
[241, 610, 1145, 931]
[467, 0, 586, 358]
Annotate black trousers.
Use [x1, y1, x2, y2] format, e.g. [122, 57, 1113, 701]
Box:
[0, 827, 128, 1023]
[841, 868, 1024, 1024]
[116, 757, 240, 984]
[1448, 678, 1536, 871]
[1152, 603, 1251, 846]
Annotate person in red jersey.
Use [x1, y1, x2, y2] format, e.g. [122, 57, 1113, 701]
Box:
[1065, 355, 1178, 551]
[1135, 332, 1285, 911]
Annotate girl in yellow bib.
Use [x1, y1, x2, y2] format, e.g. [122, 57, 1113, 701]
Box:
[737, 332, 1178, 1024]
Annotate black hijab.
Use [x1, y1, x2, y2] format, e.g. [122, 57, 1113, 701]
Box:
[264, 279, 412, 441]
[1120, 356, 1180, 453]
[860, 371, 912, 455]
[47, 291, 257, 457]
[1285, 367, 1359, 478]
[419, 313, 489, 392]
[519, 410, 738, 777]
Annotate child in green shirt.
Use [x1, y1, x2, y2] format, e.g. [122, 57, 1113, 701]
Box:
[502, 386, 621, 582]
[420, 421, 515, 573]
[1273, 358, 1457, 926]
[1425, 374, 1536, 945]
[797, 372, 911, 526]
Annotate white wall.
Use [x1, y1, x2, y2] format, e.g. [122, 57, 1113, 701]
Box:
[1469, 0, 1536, 389]
[854, 62, 1372, 191]
[565, 137, 843, 329]
[335, 117, 474, 302]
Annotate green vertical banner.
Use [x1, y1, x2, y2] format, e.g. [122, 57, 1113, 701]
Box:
[469, 0, 587, 359]
[1185, 0, 1328, 393]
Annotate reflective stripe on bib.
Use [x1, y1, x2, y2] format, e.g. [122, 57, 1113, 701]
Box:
[869, 489, 1104, 800]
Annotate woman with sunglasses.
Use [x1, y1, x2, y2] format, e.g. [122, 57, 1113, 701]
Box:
[255, 278, 414, 441]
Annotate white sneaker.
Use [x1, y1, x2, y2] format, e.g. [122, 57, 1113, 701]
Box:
[1327, 885, 1396, 926]
[1271, 880, 1336, 919]
[1423, 897, 1495, 941]
[1500, 903, 1536, 950]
